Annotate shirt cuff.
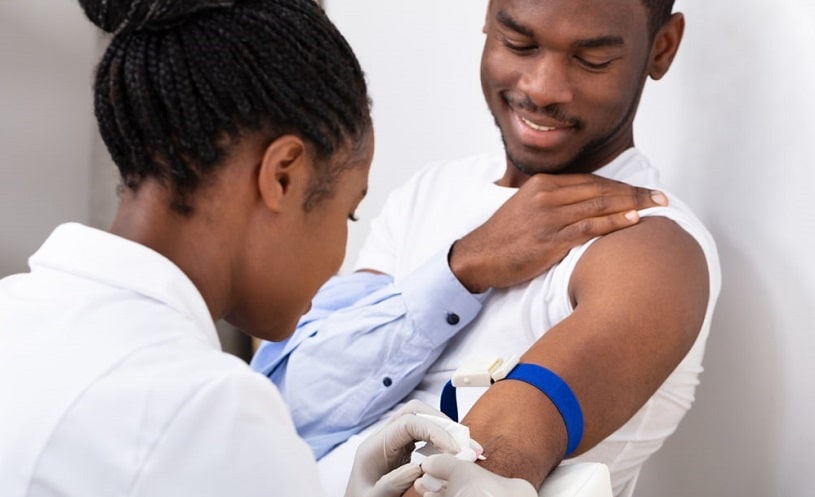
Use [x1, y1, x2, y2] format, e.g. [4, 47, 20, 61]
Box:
[398, 247, 489, 349]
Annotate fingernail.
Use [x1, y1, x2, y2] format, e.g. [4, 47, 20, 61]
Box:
[625, 210, 639, 222]
[651, 191, 668, 206]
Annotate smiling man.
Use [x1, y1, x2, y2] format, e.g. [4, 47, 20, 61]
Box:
[251, 1, 721, 496]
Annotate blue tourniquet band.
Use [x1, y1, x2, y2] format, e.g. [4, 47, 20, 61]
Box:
[439, 363, 584, 457]
[440, 379, 459, 422]
[504, 364, 584, 457]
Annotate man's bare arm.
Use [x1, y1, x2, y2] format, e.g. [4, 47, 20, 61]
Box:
[460, 216, 710, 486]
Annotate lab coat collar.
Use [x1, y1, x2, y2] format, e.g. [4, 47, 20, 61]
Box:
[28, 223, 220, 349]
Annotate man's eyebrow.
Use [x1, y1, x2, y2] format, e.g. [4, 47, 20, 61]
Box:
[573, 36, 626, 49]
[496, 10, 534, 37]
[496, 10, 625, 50]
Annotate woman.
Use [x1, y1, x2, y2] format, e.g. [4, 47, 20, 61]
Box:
[0, 0, 471, 496]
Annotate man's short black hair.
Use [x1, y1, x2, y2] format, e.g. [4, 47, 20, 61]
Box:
[642, 0, 676, 37]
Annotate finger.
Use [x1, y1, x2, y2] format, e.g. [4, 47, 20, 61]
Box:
[414, 475, 444, 497]
[470, 438, 484, 458]
[414, 474, 445, 496]
[556, 187, 667, 234]
[539, 173, 656, 196]
[384, 414, 461, 455]
[560, 209, 651, 242]
[551, 186, 667, 213]
[419, 453, 465, 478]
[370, 463, 423, 497]
[385, 401, 462, 454]
[532, 175, 667, 210]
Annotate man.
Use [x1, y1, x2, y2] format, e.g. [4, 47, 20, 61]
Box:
[251, 0, 720, 496]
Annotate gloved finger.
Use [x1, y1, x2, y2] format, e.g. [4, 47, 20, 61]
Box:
[469, 438, 484, 456]
[368, 463, 423, 497]
[420, 454, 539, 497]
[418, 453, 464, 480]
[383, 413, 461, 456]
[414, 473, 446, 496]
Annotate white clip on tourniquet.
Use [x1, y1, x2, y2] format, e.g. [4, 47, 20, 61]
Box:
[440, 355, 520, 422]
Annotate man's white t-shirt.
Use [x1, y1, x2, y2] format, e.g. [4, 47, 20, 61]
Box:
[351, 148, 721, 496]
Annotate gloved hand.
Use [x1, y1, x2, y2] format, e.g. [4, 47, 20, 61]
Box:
[344, 400, 464, 497]
[415, 453, 539, 497]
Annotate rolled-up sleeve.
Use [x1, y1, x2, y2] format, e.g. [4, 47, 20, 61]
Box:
[249, 248, 487, 459]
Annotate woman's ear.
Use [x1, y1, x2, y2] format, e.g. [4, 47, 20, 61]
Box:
[648, 12, 685, 81]
[257, 135, 311, 213]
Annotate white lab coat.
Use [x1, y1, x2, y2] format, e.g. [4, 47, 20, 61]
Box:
[0, 223, 323, 497]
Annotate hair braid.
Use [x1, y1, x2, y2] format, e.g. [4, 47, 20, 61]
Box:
[81, 0, 371, 214]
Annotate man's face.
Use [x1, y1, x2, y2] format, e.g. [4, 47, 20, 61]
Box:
[481, 0, 655, 183]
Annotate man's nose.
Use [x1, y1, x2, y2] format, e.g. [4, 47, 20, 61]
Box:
[516, 53, 574, 108]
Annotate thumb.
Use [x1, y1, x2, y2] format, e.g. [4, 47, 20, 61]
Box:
[368, 463, 423, 497]
[383, 414, 460, 457]
[419, 453, 466, 480]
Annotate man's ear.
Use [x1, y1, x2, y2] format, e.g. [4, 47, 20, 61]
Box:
[257, 135, 310, 213]
[648, 12, 685, 80]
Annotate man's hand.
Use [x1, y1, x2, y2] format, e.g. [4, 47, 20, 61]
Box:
[449, 174, 668, 293]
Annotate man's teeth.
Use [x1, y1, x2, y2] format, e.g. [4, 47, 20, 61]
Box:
[521, 116, 557, 132]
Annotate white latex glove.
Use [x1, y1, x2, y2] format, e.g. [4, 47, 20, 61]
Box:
[344, 400, 463, 497]
[415, 453, 539, 497]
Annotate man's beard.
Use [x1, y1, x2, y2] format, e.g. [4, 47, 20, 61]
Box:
[495, 81, 644, 175]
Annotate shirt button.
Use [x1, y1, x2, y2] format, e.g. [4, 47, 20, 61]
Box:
[446, 312, 460, 325]
[382, 377, 393, 387]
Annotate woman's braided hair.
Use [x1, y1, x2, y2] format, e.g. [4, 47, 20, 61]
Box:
[79, 0, 371, 214]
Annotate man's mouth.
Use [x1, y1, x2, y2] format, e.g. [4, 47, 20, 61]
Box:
[508, 108, 577, 151]
[519, 115, 560, 132]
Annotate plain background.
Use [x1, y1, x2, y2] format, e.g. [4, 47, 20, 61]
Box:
[1, 1, 813, 496]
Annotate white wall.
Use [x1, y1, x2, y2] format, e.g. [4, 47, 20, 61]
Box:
[324, 1, 503, 274]
[0, 0, 98, 277]
[324, 1, 815, 496]
[634, 3, 815, 496]
[2, 1, 813, 495]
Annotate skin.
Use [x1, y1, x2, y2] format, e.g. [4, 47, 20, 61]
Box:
[402, 0, 707, 492]
[110, 131, 372, 343]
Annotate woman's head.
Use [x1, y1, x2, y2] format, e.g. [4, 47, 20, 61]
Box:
[81, 0, 372, 214]
[80, 0, 374, 340]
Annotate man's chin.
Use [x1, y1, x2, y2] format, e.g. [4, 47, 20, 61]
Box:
[506, 148, 571, 176]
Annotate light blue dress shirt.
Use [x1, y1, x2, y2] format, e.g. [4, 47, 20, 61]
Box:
[250, 249, 487, 459]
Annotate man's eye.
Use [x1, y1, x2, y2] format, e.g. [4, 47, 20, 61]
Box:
[575, 56, 614, 70]
[503, 39, 535, 53]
